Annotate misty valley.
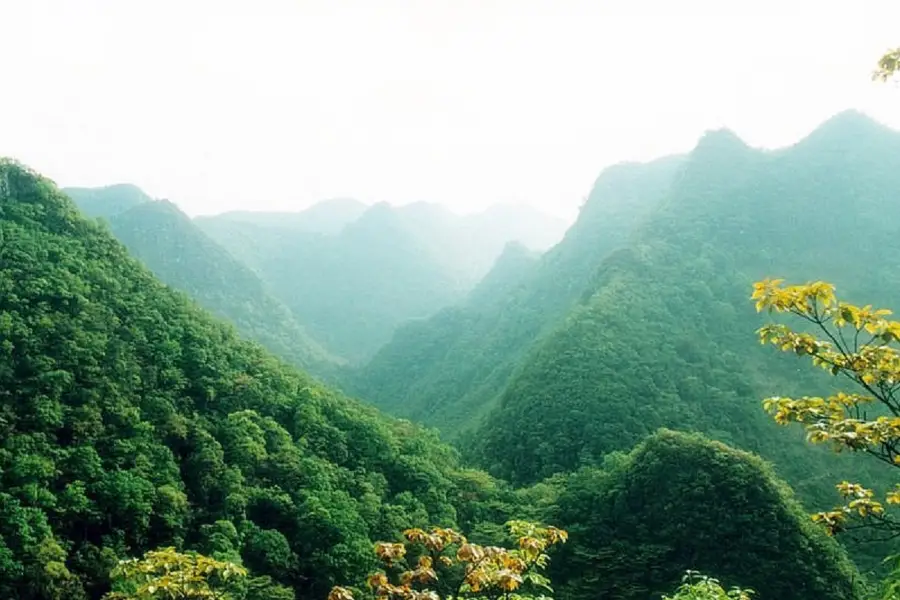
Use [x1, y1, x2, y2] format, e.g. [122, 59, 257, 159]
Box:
[4, 105, 900, 600]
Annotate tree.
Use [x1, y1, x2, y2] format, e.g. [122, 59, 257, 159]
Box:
[327, 520, 567, 600]
[751, 278, 900, 540]
[662, 571, 753, 600]
[875, 47, 900, 82]
[103, 547, 248, 599]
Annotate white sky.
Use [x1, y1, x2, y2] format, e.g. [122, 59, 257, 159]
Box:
[1, 0, 899, 221]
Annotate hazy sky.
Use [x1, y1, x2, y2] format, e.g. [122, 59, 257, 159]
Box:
[1, 0, 899, 221]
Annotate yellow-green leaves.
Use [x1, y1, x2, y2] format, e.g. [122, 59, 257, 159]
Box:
[103, 547, 247, 599]
[329, 520, 566, 600]
[875, 47, 900, 82]
[751, 278, 836, 314]
[753, 278, 900, 539]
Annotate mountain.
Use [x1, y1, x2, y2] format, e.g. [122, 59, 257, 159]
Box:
[108, 199, 339, 373]
[0, 159, 497, 598]
[464, 241, 540, 309]
[206, 197, 368, 235]
[62, 184, 152, 219]
[201, 202, 471, 363]
[197, 199, 565, 363]
[0, 157, 872, 599]
[66, 191, 338, 375]
[469, 111, 900, 508]
[549, 430, 863, 600]
[384, 201, 568, 287]
[349, 154, 685, 431]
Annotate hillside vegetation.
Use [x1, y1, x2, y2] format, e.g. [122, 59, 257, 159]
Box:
[0, 160, 494, 598]
[0, 157, 869, 600]
[349, 155, 684, 430]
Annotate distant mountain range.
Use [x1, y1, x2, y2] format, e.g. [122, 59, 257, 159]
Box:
[66, 188, 568, 366]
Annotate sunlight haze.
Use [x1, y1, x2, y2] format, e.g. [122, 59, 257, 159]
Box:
[1, 0, 898, 221]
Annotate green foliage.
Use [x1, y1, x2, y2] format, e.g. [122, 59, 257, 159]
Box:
[197, 204, 468, 363]
[874, 47, 900, 82]
[69, 192, 339, 375]
[62, 185, 152, 219]
[350, 155, 685, 432]
[662, 571, 753, 600]
[104, 547, 247, 599]
[0, 159, 501, 598]
[464, 114, 900, 555]
[546, 430, 863, 600]
[198, 200, 566, 364]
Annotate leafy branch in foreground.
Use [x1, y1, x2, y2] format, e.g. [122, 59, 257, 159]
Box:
[662, 571, 754, 600]
[327, 521, 567, 600]
[875, 47, 900, 82]
[103, 547, 248, 600]
[752, 278, 900, 538]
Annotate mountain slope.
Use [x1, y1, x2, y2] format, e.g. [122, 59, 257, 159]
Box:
[350, 154, 685, 432]
[62, 184, 152, 219]
[106, 199, 339, 374]
[0, 159, 494, 598]
[196, 199, 568, 363]
[472, 112, 900, 501]
[206, 197, 368, 235]
[197, 202, 472, 362]
[550, 430, 863, 600]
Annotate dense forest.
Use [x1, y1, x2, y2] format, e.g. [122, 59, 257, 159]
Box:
[0, 152, 874, 599]
[67, 191, 339, 376]
[0, 162, 498, 598]
[194, 200, 566, 363]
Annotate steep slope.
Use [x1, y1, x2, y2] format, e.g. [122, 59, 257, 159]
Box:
[62, 184, 152, 219]
[196, 199, 568, 363]
[101, 199, 339, 374]
[197, 202, 472, 363]
[384, 201, 568, 286]
[350, 154, 685, 432]
[549, 430, 863, 600]
[0, 159, 495, 598]
[472, 112, 900, 501]
[464, 241, 540, 309]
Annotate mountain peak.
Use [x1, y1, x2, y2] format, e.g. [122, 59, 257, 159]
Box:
[693, 127, 750, 155]
[797, 108, 896, 150]
[64, 183, 153, 219]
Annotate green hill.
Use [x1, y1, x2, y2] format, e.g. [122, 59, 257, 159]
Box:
[0, 158, 875, 599]
[473, 111, 900, 490]
[197, 203, 469, 363]
[349, 154, 684, 431]
[68, 193, 338, 376]
[206, 198, 368, 235]
[62, 184, 152, 219]
[0, 159, 495, 598]
[548, 430, 863, 600]
[197, 200, 567, 363]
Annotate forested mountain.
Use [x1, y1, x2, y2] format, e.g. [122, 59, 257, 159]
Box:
[470, 111, 900, 500]
[67, 192, 338, 376]
[196, 200, 566, 363]
[198, 202, 469, 363]
[0, 157, 873, 599]
[0, 160, 498, 598]
[62, 184, 153, 219]
[347, 112, 900, 572]
[547, 430, 863, 600]
[349, 154, 685, 431]
[207, 198, 368, 235]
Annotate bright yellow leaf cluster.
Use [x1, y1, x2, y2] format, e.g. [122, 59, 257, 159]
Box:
[753, 278, 900, 538]
[328, 521, 566, 600]
[103, 547, 247, 600]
